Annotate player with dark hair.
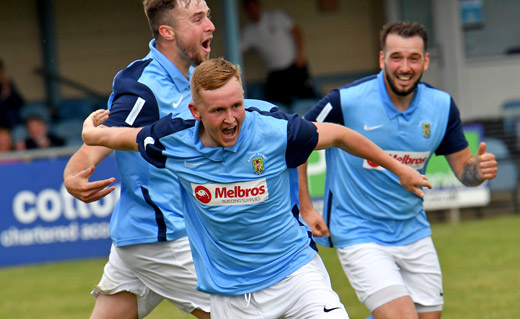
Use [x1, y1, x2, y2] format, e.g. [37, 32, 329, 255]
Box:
[298, 22, 497, 319]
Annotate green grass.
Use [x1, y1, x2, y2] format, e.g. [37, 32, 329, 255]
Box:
[0, 215, 519, 318]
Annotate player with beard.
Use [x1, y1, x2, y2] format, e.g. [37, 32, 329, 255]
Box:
[63, 1, 213, 318]
[298, 22, 497, 319]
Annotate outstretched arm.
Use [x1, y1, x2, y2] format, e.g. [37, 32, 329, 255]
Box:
[446, 142, 497, 186]
[82, 110, 140, 151]
[298, 161, 330, 237]
[314, 122, 432, 197]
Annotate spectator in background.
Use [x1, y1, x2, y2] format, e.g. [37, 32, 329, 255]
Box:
[241, 0, 319, 109]
[0, 127, 14, 152]
[23, 114, 65, 149]
[0, 126, 22, 164]
[0, 58, 25, 129]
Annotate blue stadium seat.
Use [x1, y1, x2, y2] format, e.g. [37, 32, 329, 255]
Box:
[19, 102, 51, 123]
[57, 98, 95, 121]
[52, 119, 84, 146]
[11, 124, 27, 142]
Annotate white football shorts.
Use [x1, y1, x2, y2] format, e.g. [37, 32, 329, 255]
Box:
[92, 236, 210, 318]
[210, 254, 349, 319]
[336, 236, 443, 313]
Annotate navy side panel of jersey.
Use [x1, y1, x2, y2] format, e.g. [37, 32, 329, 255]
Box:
[140, 186, 168, 241]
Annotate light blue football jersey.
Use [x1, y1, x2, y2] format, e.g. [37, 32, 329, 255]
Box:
[304, 70, 468, 247]
[102, 39, 193, 246]
[136, 108, 319, 295]
[243, 99, 301, 210]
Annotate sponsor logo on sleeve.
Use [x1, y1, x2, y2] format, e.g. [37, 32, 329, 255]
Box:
[191, 179, 268, 206]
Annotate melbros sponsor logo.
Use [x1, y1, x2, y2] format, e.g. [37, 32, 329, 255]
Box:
[364, 150, 430, 170]
[191, 179, 269, 206]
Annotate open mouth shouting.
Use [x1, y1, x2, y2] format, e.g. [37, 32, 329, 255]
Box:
[221, 124, 238, 146]
[201, 36, 212, 54]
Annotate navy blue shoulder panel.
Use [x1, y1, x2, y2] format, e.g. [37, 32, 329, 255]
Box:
[305, 74, 377, 125]
[245, 107, 318, 168]
[303, 89, 343, 124]
[104, 59, 161, 128]
[340, 74, 378, 89]
[435, 98, 469, 156]
[137, 115, 196, 168]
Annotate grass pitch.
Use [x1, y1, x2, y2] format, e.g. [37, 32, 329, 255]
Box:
[0, 215, 519, 318]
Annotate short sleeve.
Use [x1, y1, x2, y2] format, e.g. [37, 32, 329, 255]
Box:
[285, 114, 319, 168]
[435, 99, 469, 156]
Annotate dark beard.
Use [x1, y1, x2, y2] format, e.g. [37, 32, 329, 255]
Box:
[178, 40, 208, 67]
[385, 72, 421, 96]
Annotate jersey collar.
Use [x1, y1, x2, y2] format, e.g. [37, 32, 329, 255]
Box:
[377, 70, 421, 121]
[148, 39, 192, 92]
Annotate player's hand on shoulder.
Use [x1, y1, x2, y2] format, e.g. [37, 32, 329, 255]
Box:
[82, 110, 110, 145]
[84, 109, 109, 129]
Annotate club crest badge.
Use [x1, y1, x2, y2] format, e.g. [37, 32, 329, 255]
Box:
[249, 152, 267, 175]
[252, 157, 264, 175]
[422, 122, 431, 138]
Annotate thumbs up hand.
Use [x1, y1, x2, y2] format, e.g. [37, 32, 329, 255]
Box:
[476, 142, 498, 180]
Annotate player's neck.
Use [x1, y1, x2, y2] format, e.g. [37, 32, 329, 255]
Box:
[156, 41, 191, 79]
[389, 91, 413, 112]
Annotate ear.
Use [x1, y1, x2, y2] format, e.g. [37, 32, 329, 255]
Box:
[423, 52, 430, 72]
[189, 103, 201, 121]
[158, 25, 175, 41]
[379, 50, 384, 70]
